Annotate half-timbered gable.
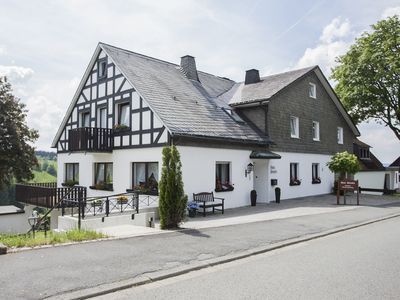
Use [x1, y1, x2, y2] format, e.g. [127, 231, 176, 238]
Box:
[55, 48, 168, 153]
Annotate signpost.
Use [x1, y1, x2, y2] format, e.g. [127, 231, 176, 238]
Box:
[337, 179, 359, 205]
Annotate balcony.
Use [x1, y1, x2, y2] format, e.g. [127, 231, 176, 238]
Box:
[68, 127, 113, 152]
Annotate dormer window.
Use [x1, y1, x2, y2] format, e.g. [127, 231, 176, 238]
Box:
[360, 148, 370, 159]
[98, 59, 107, 80]
[309, 83, 316, 99]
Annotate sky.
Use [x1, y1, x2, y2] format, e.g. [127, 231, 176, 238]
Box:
[0, 0, 399, 164]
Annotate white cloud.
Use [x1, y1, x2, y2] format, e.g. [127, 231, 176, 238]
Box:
[381, 6, 400, 19]
[296, 17, 353, 75]
[0, 46, 5, 55]
[0, 65, 34, 83]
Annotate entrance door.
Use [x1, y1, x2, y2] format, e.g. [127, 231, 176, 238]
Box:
[253, 160, 269, 203]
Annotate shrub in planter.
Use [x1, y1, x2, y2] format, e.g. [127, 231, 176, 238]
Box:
[62, 180, 78, 187]
[91, 199, 103, 207]
[187, 201, 198, 217]
[116, 196, 129, 204]
[113, 124, 130, 132]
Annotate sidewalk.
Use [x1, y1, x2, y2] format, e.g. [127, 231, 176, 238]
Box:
[1, 194, 400, 299]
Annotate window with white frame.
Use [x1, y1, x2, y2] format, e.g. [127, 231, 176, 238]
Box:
[132, 162, 159, 195]
[215, 162, 233, 192]
[312, 163, 321, 183]
[65, 163, 79, 184]
[309, 83, 316, 98]
[290, 116, 299, 138]
[80, 111, 90, 128]
[312, 121, 320, 141]
[117, 103, 130, 127]
[290, 163, 300, 185]
[337, 127, 344, 144]
[93, 162, 113, 190]
[97, 107, 107, 128]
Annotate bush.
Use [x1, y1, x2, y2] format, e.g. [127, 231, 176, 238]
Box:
[159, 145, 188, 229]
[327, 151, 360, 179]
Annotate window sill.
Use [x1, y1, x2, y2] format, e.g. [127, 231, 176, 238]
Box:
[290, 136, 300, 139]
[312, 181, 321, 184]
[215, 187, 234, 193]
[89, 185, 114, 191]
[313, 139, 320, 142]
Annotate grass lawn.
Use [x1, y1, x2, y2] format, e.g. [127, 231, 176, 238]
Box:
[30, 170, 57, 183]
[0, 229, 106, 248]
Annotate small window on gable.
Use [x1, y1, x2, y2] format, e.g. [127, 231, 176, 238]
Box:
[309, 83, 316, 99]
[312, 121, 320, 141]
[290, 116, 299, 138]
[98, 59, 107, 80]
[337, 127, 344, 144]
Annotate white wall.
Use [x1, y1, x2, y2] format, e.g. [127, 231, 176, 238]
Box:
[354, 171, 386, 195]
[0, 205, 34, 234]
[58, 148, 163, 198]
[266, 152, 334, 201]
[178, 146, 254, 208]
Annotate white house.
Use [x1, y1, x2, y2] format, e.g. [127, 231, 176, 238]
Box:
[50, 42, 360, 210]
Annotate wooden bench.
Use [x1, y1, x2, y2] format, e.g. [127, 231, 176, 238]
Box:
[193, 192, 224, 217]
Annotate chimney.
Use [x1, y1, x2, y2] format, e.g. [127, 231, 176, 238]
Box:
[180, 55, 199, 81]
[245, 69, 260, 84]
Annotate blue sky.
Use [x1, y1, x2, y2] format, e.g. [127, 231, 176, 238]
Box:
[0, 0, 399, 163]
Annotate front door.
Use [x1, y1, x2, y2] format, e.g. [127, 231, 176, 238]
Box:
[253, 160, 269, 203]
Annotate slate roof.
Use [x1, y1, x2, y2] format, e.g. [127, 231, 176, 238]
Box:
[390, 156, 400, 167]
[228, 66, 316, 106]
[358, 152, 385, 171]
[101, 43, 269, 145]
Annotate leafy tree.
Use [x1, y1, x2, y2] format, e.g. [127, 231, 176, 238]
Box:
[47, 164, 57, 177]
[331, 16, 400, 140]
[159, 145, 188, 229]
[41, 161, 49, 172]
[327, 151, 360, 179]
[0, 77, 38, 188]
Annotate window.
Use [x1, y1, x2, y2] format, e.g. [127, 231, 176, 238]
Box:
[290, 163, 300, 185]
[309, 83, 316, 98]
[359, 148, 370, 159]
[118, 103, 130, 127]
[312, 121, 320, 141]
[97, 107, 107, 128]
[290, 116, 299, 138]
[337, 127, 343, 144]
[215, 162, 233, 192]
[98, 59, 107, 80]
[312, 163, 321, 184]
[93, 163, 113, 190]
[80, 112, 90, 127]
[132, 162, 159, 195]
[65, 163, 79, 184]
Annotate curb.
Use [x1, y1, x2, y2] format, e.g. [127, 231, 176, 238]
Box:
[49, 212, 400, 300]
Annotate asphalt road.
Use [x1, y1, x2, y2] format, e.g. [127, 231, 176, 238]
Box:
[100, 216, 400, 300]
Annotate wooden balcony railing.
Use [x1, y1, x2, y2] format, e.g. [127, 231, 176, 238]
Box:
[15, 183, 87, 208]
[68, 127, 113, 152]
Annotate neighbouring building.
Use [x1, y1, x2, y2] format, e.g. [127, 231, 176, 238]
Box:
[51, 42, 361, 209]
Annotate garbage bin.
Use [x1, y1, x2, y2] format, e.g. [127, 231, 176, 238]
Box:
[275, 187, 281, 203]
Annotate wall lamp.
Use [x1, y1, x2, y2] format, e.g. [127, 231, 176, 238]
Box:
[245, 163, 254, 177]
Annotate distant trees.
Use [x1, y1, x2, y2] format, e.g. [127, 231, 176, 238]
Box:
[0, 77, 38, 189]
[46, 165, 57, 177]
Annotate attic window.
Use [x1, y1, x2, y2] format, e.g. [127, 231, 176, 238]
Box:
[360, 148, 370, 159]
[309, 83, 316, 99]
[222, 107, 245, 124]
[98, 59, 107, 80]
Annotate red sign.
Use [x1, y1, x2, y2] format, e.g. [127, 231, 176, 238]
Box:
[339, 180, 358, 191]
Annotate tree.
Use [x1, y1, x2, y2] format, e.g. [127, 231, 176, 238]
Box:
[0, 77, 38, 188]
[47, 165, 57, 177]
[41, 161, 49, 172]
[158, 145, 188, 229]
[331, 16, 400, 140]
[327, 151, 360, 179]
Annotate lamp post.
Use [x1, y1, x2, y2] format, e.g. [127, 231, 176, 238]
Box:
[28, 210, 39, 239]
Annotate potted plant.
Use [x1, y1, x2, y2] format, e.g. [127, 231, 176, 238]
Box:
[116, 196, 129, 204]
[290, 178, 301, 186]
[113, 124, 130, 133]
[62, 180, 78, 187]
[250, 190, 257, 206]
[91, 199, 103, 207]
[187, 202, 198, 217]
[312, 177, 321, 184]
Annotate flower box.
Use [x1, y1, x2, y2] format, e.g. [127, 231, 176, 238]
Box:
[312, 178, 321, 184]
[290, 179, 301, 186]
[116, 196, 129, 204]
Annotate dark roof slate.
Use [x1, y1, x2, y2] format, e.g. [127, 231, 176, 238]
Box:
[101, 43, 268, 144]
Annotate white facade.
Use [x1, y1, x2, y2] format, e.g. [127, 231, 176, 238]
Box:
[354, 171, 386, 195]
[57, 147, 336, 209]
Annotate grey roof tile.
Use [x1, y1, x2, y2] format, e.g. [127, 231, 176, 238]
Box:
[101, 43, 268, 144]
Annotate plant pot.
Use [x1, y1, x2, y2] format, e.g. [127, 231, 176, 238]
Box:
[250, 190, 257, 206]
[188, 209, 197, 218]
